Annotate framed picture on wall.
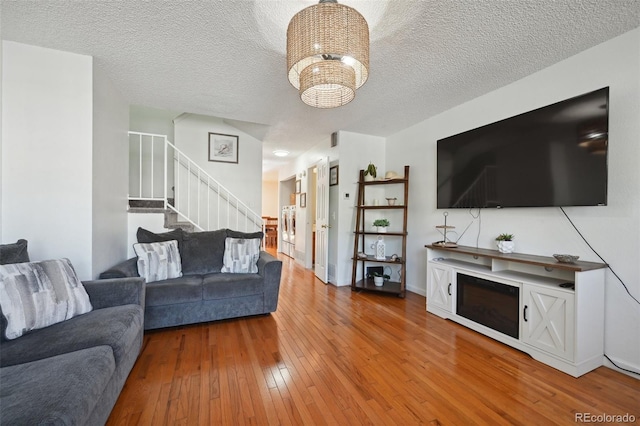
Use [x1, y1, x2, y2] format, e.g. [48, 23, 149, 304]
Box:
[300, 193, 307, 208]
[208, 132, 239, 163]
[330, 165, 339, 186]
[295, 180, 301, 193]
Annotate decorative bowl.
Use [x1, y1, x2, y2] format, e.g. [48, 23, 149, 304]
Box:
[553, 254, 579, 263]
[386, 198, 397, 206]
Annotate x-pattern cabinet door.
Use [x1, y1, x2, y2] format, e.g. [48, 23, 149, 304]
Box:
[427, 263, 454, 313]
[522, 284, 575, 361]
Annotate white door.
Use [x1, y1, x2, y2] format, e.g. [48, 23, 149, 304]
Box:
[522, 284, 575, 361]
[427, 263, 454, 313]
[314, 157, 330, 282]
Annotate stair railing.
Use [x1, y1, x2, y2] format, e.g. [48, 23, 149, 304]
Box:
[128, 131, 264, 233]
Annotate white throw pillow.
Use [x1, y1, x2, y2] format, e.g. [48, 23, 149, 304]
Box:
[133, 240, 182, 282]
[0, 258, 93, 340]
[221, 238, 260, 273]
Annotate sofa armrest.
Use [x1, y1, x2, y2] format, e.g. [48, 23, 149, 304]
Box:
[257, 251, 283, 312]
[99, 257, 139, 279]
[83, 277, 145, 310]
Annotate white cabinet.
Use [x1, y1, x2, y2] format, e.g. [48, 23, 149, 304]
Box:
[522, 284, 575, 361]
[425, 244, 605, 377]
[426, 263, 454, 313]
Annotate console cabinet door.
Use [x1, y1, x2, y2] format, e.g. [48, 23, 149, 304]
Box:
[522, 284, 575, 361]
[427, 263, 454, 313]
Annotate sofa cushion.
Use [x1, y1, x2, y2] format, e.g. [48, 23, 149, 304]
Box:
[0, 346, 115, 426]
[221, 237, 261, 273]
[0, 304, 143, 368]
[181, 229, 227, 274]
[0, 239, 30, 265]
[226, 229, 264, 240]
[145, 275, 203, 307]
[133, 240, 182, 282]
[0, 258, 93, 340]
[202, 273, 263, 300]
[137, 227, 184, 251]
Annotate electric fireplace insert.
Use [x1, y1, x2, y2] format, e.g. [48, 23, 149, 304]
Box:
[456, 273, 520, 339]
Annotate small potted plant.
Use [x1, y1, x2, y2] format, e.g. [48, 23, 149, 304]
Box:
[373, 219, 390, 233]
[364, 162, 377, 181]
[496, 233, 515, 253]
[367, 271, 391, 287]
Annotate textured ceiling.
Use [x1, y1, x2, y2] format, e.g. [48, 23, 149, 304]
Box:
[2, 1, 639, 179]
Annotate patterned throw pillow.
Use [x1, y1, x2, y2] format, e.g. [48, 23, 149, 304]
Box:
[0, 258, 93, 340]
[221, 238, 260, 274]
[133, 240, 182, 282]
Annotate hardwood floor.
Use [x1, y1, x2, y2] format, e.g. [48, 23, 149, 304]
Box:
[107, 250, 639, 425]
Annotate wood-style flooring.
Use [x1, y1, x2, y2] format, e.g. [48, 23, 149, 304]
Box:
[107, 249, 639, 425]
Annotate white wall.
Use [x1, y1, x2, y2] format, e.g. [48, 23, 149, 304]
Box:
[386, 28, 640, 375]
[334, 131, 386, 286]
[261, 180, 279, 217]
[2, 41, 131, 279]
[127, 213, 165, 258]
[129, 105, 181, 141]
[92, 66, 129, 276]
[174, 114, 262, 213]
[2, 41, 94, 278]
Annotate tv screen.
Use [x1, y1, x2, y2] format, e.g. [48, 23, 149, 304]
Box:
[437, 87, 609, 209]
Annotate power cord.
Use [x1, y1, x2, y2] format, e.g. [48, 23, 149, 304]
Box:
[469, 208, 481, 249]
[449, 209, 481, 246]
[604, 354, 640, 377]
[559, 207, 640, 306]
[560, 207, 640, 377]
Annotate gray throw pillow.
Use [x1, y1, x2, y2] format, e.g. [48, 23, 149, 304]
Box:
[181, 229, 227, 275]
[137, 227, 184, 250]
[0, 239, 30, 265]
[0, 258, 93, 340]
[226, 229, 264, 240]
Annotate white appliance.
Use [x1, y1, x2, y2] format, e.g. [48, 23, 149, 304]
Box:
[281, 205, 296, 257]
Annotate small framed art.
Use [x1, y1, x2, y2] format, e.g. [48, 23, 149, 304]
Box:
[300, 193, 307, 208]
[208, 132, 239, 163]
[330, 165, 339, 186]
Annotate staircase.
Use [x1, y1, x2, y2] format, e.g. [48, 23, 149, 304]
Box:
[128, 132, 263, 234]
[128, 199, 195, 232]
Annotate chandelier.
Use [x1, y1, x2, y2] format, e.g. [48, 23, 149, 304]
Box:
[287, 0, 369, 109]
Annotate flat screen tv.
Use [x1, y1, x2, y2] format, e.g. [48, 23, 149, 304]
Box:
[437, 87, 609, 208]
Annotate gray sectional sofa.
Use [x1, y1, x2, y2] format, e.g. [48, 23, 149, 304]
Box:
[0, 276, 145, 425]
[100, 227, 283, 330]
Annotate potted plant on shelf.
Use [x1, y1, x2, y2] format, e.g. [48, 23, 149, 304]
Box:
[496, 233, 515, 253]
[373, 219, 390, 233]
[364, 162, 377, 181]
[367, 271, 391, 287]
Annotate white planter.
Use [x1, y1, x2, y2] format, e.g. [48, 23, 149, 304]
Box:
[497, 241, 515, 253]
[364, 174, 374, 182]
[373, 276, 384, 286]
[376, 226, 387, 233]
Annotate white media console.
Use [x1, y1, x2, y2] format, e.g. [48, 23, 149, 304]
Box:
[425, 244, 607, 377]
